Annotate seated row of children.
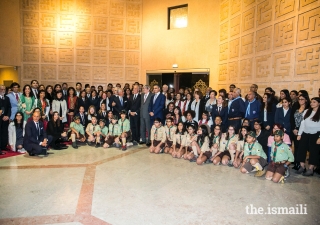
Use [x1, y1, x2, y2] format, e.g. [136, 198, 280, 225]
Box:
[149, 117, 294, 183]
[68, 110, 131, 151]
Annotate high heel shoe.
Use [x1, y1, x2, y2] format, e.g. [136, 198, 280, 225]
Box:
[302, 169, 314, 176]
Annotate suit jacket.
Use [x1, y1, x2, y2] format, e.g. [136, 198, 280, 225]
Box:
[108, 95, 117, 111]
[75, 112, 88, 128]
[89, 96, 100, 111]
[97, 110, 108, 121]
[77, 97, 90, 112]
[0, 95, 12, 118]
[211, 105, 228, 131]
[148, 93, 166, 120]
[259, 103, 277, 129]
[275, 107, 292, 133]
[140, 92, 153, 119]
[127, 94, 141, 116]
[7, 92, 21, 120]
[52, 99, 68, 123]
[62, 90, 68, 101]
[111, 96, 128, 116]
[24, 120, 47, 149]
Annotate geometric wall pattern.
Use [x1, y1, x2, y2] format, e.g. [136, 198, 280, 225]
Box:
[219, 0, 320, 97]
[20, 0, 142, 87]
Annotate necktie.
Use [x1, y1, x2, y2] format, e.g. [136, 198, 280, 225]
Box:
[36, 122, 40, 137]
[15, 93, 19, 101]
[34, 90, 37, 98]
[81, 115, 84, 123]
[93, 97, 95, 100]
[133, 95, 136, 101]
[103, 112, 106, 117]
[82, 98, 85, 101]
[120, 97, 123, 106]
[153, 94, 158, 104]
[218, 107, 221, 113]
[144, 94, 147, 103]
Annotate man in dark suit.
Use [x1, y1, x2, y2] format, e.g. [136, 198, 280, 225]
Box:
[62, 83, 68, 100]
[110, 89, 127, 116]
[127, 84, 141, 145]
[140, 85, 153, 145]
[228, 88, 246, 133]
[0, 85, 11, 154]
[75, 105, 88, 129]
[24, 111, 52, 156]
[148, 84, 165, 128]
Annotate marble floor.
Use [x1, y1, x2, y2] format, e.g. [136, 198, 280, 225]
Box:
[0, 145, 319, 225]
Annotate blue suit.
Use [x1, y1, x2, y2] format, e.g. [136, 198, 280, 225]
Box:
[244, 99, 261, 129]
[211, 105, 228, 132]
[7, 92, 22, 120]
[24, 120, 52, 155]
[228, 97, 245, 132]
[275, 107, 292, 135]
[148, 93, 165, 126]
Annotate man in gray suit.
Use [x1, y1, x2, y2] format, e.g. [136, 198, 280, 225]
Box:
[140, 85, 153, 145]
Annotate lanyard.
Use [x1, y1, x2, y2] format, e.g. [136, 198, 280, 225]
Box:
[225, 134, 235, 150]
[154, 127, 158, 139]
[167, 126, 172, 138]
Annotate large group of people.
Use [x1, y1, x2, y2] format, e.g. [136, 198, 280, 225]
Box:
[0, 81, 319, 182]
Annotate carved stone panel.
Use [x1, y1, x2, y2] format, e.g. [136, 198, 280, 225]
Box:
[39, 0, 57, 11]
[219, 43, 229, 61]
[93, 17, 108, 32]
[242, 7, 255, 32]
[127, 3, 141, 18]
[22, 0, 39, 10]
[296, 44, 320, 76]
[41, 65, 57, 80]
[59, 48, 73, 63]
[228, 61, 239, 81]
[76, 32, 91, 47]
[76, 66, 91, 80]
[94, 34, 108, 47]
[59, 65, 74, 80]
[231, 0, 241, 15]
[273, 50, 294, 78]
[274, 17, 295, 49]
[109, 34, 124, 49]
[41, 47, 57, 63]
[257, 0, 272, 26]
[109, 51, 124, 66]
[93, 50, 108, 64]
[58, 32, 73, 47]
[219, 64, 228, 81]
[256, 54, 271, 78]
[255, 26, 272, 52]
[93, 67, 108, 80]
[93, 0, 109, 14]
[220, 22, 229, 41]
[220, 1, 229, 22]
[241, 32, 254, 56]
[41, 30, 56, 45]
[125, 67, 139, 81]
[275, 0, 295, 19]
[110, 18, 125, 33]
[76, 49, 91, 64]
[125, 51, 139, 66]
[125, 35, 140, 50]
[22, 64, 39, 80]
[240, 58, 253, 79]
[23, 47, 39, 62]
[230, 16, 240, 37]
[229, 38, 240, 59]
[110, 0, 125, 17]
[297, 7, 320, 45]
[126, 20, 140, 34]
[23, 29, 39, 45]
[23, 12, 39, 28]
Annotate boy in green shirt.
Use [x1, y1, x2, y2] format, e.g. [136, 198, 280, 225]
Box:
[69, 116, 86, 149]
[240, 131, 268, 177]
[104, 115, 121, 148]
[265, 130, 294, 183]
[95, 119, 109, 148]
[118, 110, 131, 151]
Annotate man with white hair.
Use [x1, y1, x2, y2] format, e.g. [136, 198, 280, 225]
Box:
[140, 85, 153, 145]
[162, 84, 168, 96]
[228, 88, 245, 133]
[110, 88, 127, 116]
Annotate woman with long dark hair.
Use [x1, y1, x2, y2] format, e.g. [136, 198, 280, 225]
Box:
[290, 93, 310, 170]
[8, 112, 27, 153]
[260, 93, 276, 131]
[191, 91, 205, 122]
[172, 122, 186, 158]
[195, 125, 211, 165]
[35, 90, 50, 121]
[67, 87, 78, 125]
[47, 111, 68, 150]
[52, 91, 67, 124]
[274, 97, 292, 135]
[276, 89, 291, 108]
[296, 97, 320, 176]
[173, 106, 182, 125]
[18, 84, 35, 121]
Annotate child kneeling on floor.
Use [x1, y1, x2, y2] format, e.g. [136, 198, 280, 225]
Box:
[265, 130, 294, 183]
[95, 119, 109, 148]
[85, 116, 100, 146]
[118, 110, 131, 151]
[104, 115, 121, 148]
[68, 116, 86, 149]
[240, 131, 268, 177]
[149, 118, 166, 154]
[164, 117, 177, 154]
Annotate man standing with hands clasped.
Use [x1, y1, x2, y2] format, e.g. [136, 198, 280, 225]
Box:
[128, 84, 141, 145]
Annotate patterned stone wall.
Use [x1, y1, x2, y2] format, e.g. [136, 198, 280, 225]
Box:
[20, 0, 142, 87]
[219, 0, 320, 97]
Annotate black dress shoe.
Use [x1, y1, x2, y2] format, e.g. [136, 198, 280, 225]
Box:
[146, 143, 151, 147]
[132, 141, 138, 145]
[139, 142, 146, 145]
[58, 145, 68, 149]
[292, 163, 300, 170]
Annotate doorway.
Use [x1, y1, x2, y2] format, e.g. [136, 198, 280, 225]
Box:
[147, 70, 210, 94]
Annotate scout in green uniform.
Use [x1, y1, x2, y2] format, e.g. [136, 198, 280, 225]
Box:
[95, 119, 109, 148]
[240, 131, 268, 177]
[172, 122, 187, 159]
[183, 124, 198, 161]
[265, 130, 294, 183]
[149, 118, 166, 154]
[118, 110, 131, 151]
[195, 125, 211, 165]
[164, 117, 177, 154]
[232, 126, 250, 168]
[86, 115, 101, 145]
[208, 125, 222, 163]
[69, 116, 86, 149]
[104, 115, 121, 148]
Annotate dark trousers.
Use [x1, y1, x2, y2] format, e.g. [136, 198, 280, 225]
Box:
[292, 133, 300, 163]
[140, 117, 151, 143]
[130, 114, 140, 142]
[27, 136, 53, 155]
[48, 135, 61, 147]
[228, 119, 242, 134]
[297, 132, 320, 166]
[0, 118, 9, 150]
